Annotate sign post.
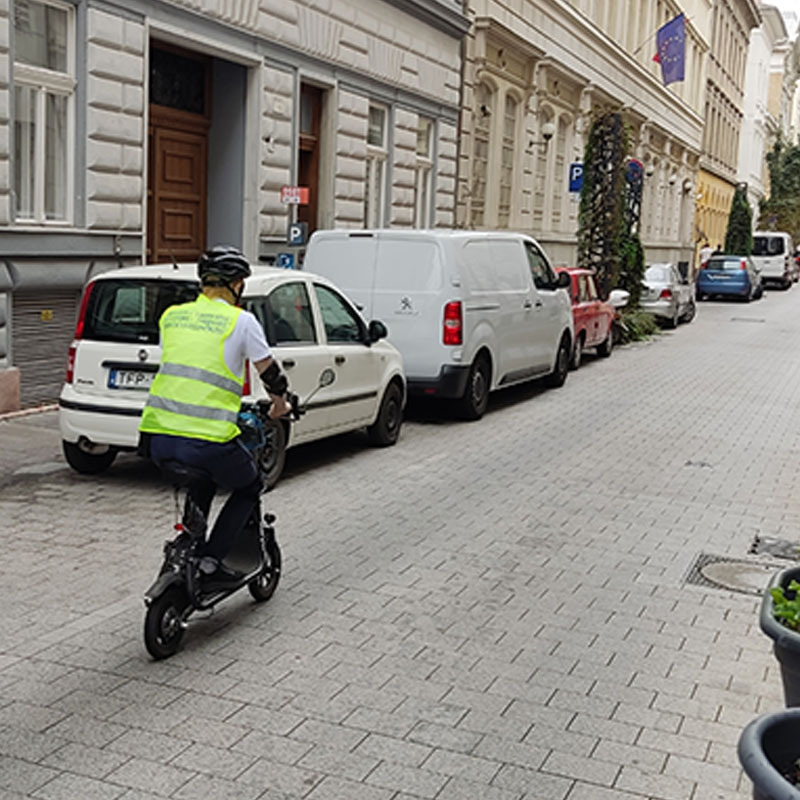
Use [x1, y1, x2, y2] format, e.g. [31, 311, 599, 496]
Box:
[568, 163, 584, 193]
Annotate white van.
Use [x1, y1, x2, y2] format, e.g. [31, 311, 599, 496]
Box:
[751, 231, 796, 288]
[303, 230, 574, 419]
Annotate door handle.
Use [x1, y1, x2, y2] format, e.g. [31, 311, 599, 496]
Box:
[335, 355, 346, 365]
[535, 300, 543, 308]
[282, 359, 295, 368]
[523, 300, 533, 309]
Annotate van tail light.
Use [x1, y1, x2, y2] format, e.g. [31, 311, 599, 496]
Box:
[443, 301, 462, 346]
[741, 260, 747, 271]
[659, 288, 673, 299]
[242, 359, 251, 396]
[65, 344, 76, 384]
[73, 281, 95, 340]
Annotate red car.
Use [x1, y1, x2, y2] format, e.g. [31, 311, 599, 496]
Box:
[556, 268, 614, 369]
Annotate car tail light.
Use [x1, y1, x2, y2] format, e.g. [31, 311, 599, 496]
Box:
[73, 281, 95, 340]
[740, 260, 747, 271]
[659, 288, 673, 299]
[65, 344, 76, 384]
[443, 301, 462, 345]
[242, 359, 251, 396]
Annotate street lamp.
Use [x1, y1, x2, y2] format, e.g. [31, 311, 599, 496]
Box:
[528, 121, 556, 151]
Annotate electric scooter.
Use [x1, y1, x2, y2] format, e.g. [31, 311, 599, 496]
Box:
[142, 370, 334, 659]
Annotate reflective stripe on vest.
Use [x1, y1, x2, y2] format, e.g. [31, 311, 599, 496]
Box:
[139, 295, 243, 443]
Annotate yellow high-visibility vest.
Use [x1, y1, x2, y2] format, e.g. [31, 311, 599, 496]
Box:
[139, 294, 243, 442]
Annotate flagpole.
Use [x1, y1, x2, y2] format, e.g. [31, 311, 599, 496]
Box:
[632, 14, 692, 58]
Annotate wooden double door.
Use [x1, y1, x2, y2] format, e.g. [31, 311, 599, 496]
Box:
[147, 45, 210, 264]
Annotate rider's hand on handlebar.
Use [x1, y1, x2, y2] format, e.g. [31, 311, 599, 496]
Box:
[268, 393, 291, 419]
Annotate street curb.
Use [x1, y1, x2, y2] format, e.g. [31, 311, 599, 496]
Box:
[0, 404, 58, 422]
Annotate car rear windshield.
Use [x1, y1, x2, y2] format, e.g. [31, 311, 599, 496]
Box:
[83, 279, 199, 344]
[645, 266, 671, 282]
[752, 236, 785, 256]
[706, 258, 746, 271]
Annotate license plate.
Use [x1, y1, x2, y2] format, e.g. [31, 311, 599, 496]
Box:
[708, 274, 730, 280]
[108, 369, 154, 390]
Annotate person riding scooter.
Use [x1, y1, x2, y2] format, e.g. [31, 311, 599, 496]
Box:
[139, 245, 290, 591]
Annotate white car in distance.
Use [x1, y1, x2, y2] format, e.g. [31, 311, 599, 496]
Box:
[59, 263, 406, 487]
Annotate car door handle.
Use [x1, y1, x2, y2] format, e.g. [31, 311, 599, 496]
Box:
[335, 355, 346, 365]
[282, 359, 296, 369]
[523, 300, 533, 309]
[535, 299, 543, 308]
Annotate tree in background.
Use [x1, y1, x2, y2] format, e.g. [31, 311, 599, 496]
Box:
[577, 112, 628, 299]
[760, 137, 800, 242]
[724, 184, 753, 255]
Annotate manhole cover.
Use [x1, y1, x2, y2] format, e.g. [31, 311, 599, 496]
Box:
[685, 553, 780, 596]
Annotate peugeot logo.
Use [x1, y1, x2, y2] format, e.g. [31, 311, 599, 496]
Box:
[137, 349, 148, 362]
[400, 296, 412, 311]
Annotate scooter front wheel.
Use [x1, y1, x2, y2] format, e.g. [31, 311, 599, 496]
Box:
[144, 587, 190, 659]
[249, 540, 282, 602]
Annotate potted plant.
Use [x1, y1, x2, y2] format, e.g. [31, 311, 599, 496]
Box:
[738, 709, 800, 800]
[760, 565, 800, 707]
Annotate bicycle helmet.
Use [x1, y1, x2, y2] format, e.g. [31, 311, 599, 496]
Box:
[197, 245, 252, 284]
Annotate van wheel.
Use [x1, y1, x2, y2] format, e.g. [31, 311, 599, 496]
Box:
[367, 383, 403, 446]
[62, 440, 117, 474]
[547, 336, 570, 388]
[569, 335, 583, 370]
[458, 356, 490, 421]
[260, 420, 286, 490]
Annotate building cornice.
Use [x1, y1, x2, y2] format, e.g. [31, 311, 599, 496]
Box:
[384, 0, 470, 38]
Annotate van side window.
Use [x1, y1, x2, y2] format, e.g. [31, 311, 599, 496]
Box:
[586, 275, 599, 301]
[524, 242, 557, 290]
[265, 282, 317, 345]
[314, 284, 364, 343]
[577, 276, 589, 303]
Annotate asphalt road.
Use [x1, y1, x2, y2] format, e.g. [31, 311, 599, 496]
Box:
[1, 288, 799, 799]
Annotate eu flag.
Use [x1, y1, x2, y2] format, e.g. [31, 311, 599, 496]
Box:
[654, 13, 686, 86]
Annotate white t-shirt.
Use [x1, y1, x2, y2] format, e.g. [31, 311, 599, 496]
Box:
[214, 299, 272, 375]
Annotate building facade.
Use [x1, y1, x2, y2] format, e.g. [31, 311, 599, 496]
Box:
[738, 4, 787, 212]
[456, 0, 713, 272]
[0, 0, 468, 410]
[695, 0, 761, 256]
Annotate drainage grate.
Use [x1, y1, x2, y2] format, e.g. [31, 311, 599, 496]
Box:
[750, 535, 800, 561]
[685, 552, 781, 596]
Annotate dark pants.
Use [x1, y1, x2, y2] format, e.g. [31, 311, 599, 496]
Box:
[150, 434, 261, 562]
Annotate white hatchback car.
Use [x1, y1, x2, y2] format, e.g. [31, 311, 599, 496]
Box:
[59, 263, 406, 486]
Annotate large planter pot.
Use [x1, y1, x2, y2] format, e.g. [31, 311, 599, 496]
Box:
[760, 565, 800, 707]
[738, 709, 800, 800]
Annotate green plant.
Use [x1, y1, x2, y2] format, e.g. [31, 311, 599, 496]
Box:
[617, 232, 646, 308]
[616, 308, 660, 344]
[771, 580, 800, 632]
[759, 137, 800, 242]
[724, 184, 753, 255]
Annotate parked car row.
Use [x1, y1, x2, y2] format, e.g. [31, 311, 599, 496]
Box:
[59, 230, 613, 486]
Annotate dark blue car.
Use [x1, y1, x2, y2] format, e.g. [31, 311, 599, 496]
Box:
[696, 255, 763, 302]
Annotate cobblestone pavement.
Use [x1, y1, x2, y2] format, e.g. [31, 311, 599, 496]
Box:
[2, 290, 800, 799]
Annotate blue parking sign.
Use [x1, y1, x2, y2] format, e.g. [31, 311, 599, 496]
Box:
[569, 163, 583, 192]
[277, 252, 295, 269]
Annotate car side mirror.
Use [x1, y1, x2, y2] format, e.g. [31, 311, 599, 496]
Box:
[556, 271, 571, 289]
[368, 319, 387, 343]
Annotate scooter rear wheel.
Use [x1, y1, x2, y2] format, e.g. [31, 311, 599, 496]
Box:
[249, 540, 282, 602]
[144, 587, 190, 659]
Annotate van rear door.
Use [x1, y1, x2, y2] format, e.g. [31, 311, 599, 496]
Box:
[304, 232, 378, 317]
[371, 235, 445, 380]
[752, 235, 787, 282]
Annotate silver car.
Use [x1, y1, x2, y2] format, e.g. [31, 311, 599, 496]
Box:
[640, 263, 696, 328]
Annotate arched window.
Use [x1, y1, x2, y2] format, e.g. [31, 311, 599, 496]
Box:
[470, 83, 494, 228]
[498, 93, 518, 228]
[532, 109, 553, 228]
[551, 115, 570, 230]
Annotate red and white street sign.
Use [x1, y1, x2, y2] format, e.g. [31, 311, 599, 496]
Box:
[280, 186, 310, 205]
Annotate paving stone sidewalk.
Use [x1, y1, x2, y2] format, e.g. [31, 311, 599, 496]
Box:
[1, 292, 799, 799]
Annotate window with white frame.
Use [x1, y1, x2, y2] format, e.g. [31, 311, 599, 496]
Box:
[414, 117, 433, 228]
[470, 83, 493, 228]
[498, 93, 518, 228]
[364, 105, 387, 228]
[13, 0, 75, 224]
